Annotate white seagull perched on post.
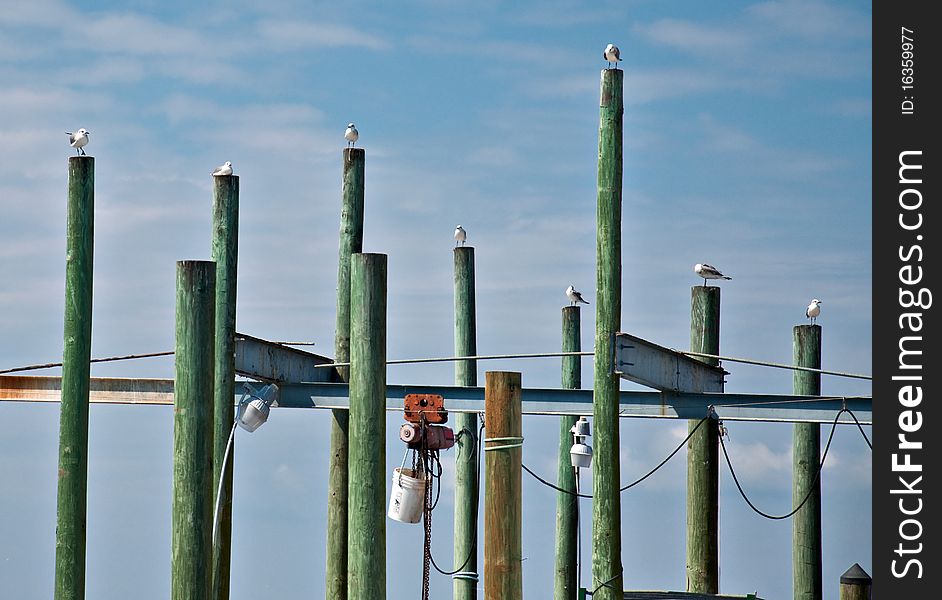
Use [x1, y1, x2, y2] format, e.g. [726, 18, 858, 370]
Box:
[212, 161, 233, 176]
[65, 128, 90, 155]
[806, 299, 822, 324]
[345, 123, 359, 147]
[694, 263, 732, 286]
[603, 43, 622, 68]
[566, 285, 590, 306]
[454, 225, 467, 246]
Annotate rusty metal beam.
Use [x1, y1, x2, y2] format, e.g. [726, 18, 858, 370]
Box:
[234, 332, 337, 383]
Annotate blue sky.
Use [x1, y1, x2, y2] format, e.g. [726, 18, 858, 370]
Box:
[0, 1, 872, 598]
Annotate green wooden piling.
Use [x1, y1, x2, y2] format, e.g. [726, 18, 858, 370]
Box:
[686, 286, 720, 593]
[793, 324, 822, 600]
[54, 156, 95, 600]
[839, 564, 871, 600]
[592, 67, 625, 600]
[484, 371, 523, 600]
[327, 147, 365, 600]
[347, 253, 387, 600]
[172, 261, 217, 600]
[555, 306, 581, 600]
[211, 175, 239, 600]
[454, 246, 479, 598]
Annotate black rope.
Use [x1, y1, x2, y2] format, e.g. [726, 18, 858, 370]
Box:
[522, 416, 710, 498]
[719, 409, 843, 520]
[587, 568, 624, 595]
[427, 421, 485, 578]
[845, 407, 872, 449]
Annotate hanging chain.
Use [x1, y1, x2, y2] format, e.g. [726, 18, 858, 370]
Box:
[420, 421, 432, 600]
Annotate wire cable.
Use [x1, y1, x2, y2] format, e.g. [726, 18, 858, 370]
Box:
[427, 421, 485, 578]
[720, 409, 843, 520]
[0, 350, 174, 374]
[845, 407, 873, 449]
[522, 416, 710, 498]
[677, 350, 871, 380]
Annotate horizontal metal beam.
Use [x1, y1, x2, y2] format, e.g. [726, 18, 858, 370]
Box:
[0, 376, 871, 424]
[0, 375, 173, 405]
[277, 383, 870, 424]
[615, 332, 727, 393]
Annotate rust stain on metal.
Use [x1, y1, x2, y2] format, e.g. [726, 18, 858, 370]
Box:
[404, 393, 447, 424]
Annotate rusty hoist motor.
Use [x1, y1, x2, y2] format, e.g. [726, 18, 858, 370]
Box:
[387, 394, 457, 599]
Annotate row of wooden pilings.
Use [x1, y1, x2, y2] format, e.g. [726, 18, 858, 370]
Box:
[50, 68, 870, 600]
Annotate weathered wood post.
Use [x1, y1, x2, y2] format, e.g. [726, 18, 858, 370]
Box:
[839, 564, 871, 600]
[347, 253, 387, 600]
[555, 306, 581, 600]
[328, 147, 365, 600]
[793, 324, 823, 600]
[484, 371, 523, 600]
[454, 245, 479, 597]
[686, 286, 720, 593]
[54, 156, 95, 600]
[171, 260, 217, 600]
[211, 173, 239, 600]
[592, 66, 625, 599]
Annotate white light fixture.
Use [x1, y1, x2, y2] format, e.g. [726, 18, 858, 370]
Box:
[237, 383, 278, 432]
[213, 383, 279, 550]
[570, 416, 593, 468]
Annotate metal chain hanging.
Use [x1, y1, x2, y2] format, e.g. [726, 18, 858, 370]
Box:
[421, 446, 433, 600]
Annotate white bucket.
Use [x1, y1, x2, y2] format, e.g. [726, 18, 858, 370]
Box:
[387, 468, 427, 524]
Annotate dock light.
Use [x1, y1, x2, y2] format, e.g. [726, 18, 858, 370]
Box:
[570, 416, 593, 468]
[237, 383, 278, 432]
[213, 383, 279, 552]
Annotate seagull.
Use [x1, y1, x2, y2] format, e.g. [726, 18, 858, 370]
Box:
[603, 44, 622, 68]
[454, 225, 467, 246]
[694, 263, 732, 286]
[566, 285, 590, 306]
[212, 161, 233, 176]
[806, 299, 822, 324]
[65, 128, 90, 155]
[345, 123, 359, 147]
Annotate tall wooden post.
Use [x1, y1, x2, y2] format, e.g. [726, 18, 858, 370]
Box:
[686, 286, 720, 593]
[555, 306, 581, 600]
[54, 156, 94, 600]
[454, 246, 479, 597]
[328, 147, 365, 600]
[592, 67, 625, 599]
[211, 174, 239, 600]
[484, 371, 523, 600]
[839, 564, 871, 600]
[171, 261, 217, 600]
[793, 324, 823, 600]
[347, 253, 387, 600]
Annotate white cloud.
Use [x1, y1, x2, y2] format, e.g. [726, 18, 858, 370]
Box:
[747, 0, 870, 40]
[637, 19, 752, 54]
[256, 20, 390, 51]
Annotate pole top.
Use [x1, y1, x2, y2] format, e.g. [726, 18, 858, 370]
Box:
[840, 563, 871, 584]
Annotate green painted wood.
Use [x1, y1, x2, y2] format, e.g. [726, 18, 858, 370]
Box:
[454, 246, 479, 599]
[347, 253, 387, 600]
[54, 156, 95, 600]
[686, 286, 720, 593]
[793, 325, 822, 600]
[484, 371, 523, 600]
[555, 306, 581, 600]
[592, 67, 625, 600]
[328, 147, 364, 600]
[210, 175, 238, 600]
[172, 261, 217, 600]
